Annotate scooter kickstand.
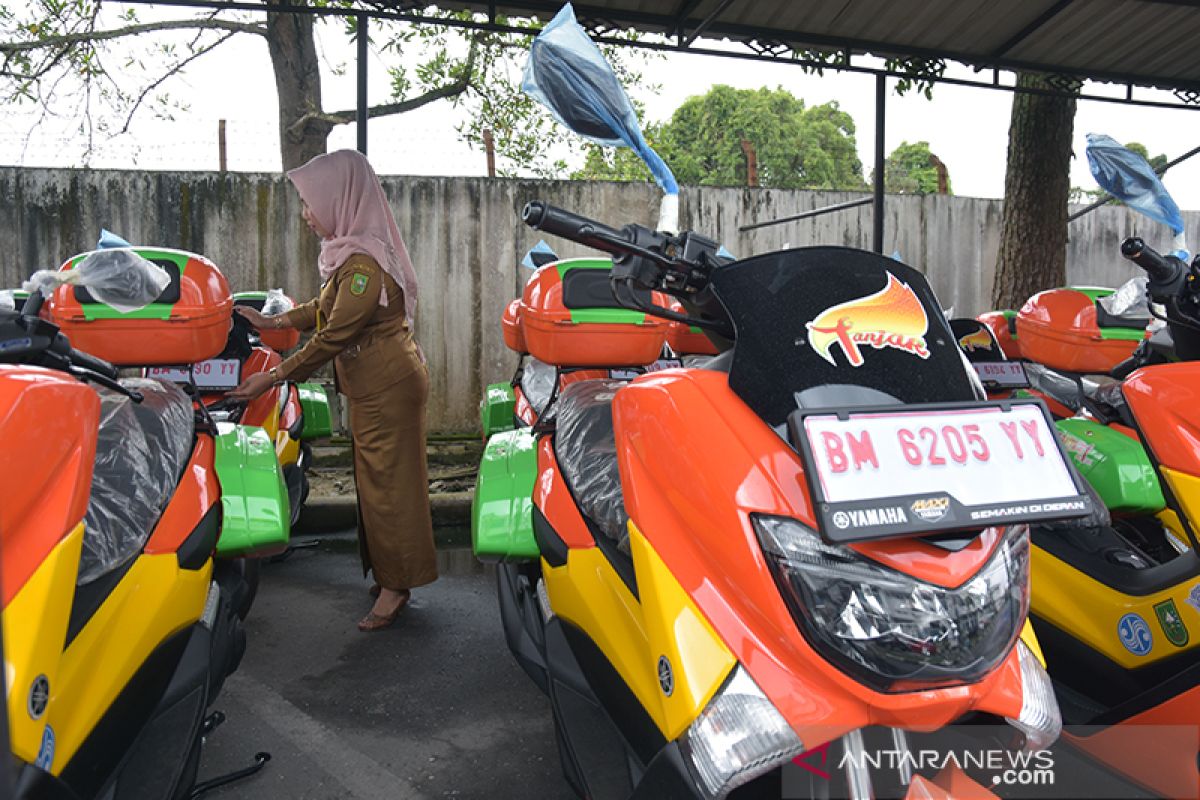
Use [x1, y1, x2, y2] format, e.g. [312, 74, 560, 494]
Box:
[269, 538, 321, 563]
[189, 752, 272, 798]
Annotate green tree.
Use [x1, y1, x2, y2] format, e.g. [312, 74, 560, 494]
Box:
[574, 85, 866, 189]
[884, 141, 951, 194]
[0, 1, 651, 172]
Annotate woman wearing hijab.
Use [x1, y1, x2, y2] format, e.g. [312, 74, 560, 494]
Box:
[230, 149, 437, 632]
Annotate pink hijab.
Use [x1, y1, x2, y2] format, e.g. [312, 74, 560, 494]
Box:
[287, 149, 419, 321]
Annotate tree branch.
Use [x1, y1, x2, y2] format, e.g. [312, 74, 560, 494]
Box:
[287, 36, 480, 139]
[119, 30, 240, 134]
[0, 18, 266, 56]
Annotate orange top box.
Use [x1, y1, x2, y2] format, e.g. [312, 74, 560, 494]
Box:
[48, 248, 233, 367]
[519, 258, 667, 368]
[501, 298, 526, 354]
[1015, 287, 1145, 374]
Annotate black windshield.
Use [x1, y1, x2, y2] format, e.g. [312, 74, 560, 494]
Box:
[710, 247, 977, 427]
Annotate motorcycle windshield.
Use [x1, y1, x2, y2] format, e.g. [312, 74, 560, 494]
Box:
[710, 247, 978, 427]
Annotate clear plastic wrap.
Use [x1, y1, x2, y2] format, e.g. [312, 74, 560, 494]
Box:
[522, 3, 679, 202]
[24, 249, 170, 313]
[0, 290, 13, 311]
[552, 379, 630, 549]
[1098, 276, 1149, 317]
[520, 357, 558, 417]
[1087, 133, 1188, 258]
[79, 377, 194, 585]
[262, 288, 295, 316]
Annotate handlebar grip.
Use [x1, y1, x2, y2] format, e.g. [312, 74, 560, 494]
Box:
[20, 290, 44, 317]
[1121, 237, 1179, 283]
[69, 347, 119, 380]
[522, 201, 628, 254]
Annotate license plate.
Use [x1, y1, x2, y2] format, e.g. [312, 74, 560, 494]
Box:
[972, 361, 1030, 388]
[791, 400, 1090, 542]
[147, 358, 242, 391]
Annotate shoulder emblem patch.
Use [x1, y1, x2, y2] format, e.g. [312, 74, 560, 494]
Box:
[350, 273, 370, 296]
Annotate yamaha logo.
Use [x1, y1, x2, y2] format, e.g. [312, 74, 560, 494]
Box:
[28, 675, 49, 720]
[657, 656, 674, 696]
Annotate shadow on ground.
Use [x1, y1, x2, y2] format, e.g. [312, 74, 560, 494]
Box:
[197, 532, 574, 799]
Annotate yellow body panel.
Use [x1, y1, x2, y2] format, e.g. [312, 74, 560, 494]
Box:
[1018, 619, 1046, 667]
[47, 553, 210, 774]
[1031, 546, 1198, 668]
[542, 524, 736, 740]
[276, 429, 300, 468]
[4, 523, 85, 763]
[260, 402, 281, 442]
[1161, 468, 1200, 547]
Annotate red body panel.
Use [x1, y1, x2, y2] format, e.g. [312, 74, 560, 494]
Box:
[977, 312, 1021, 360]
[0, 366, 99, 607]
[610, 369, 1026, 740]
[534, 438, 596, 551]
[144, 434, 218, 555]
[1123, 363, 1200, 475]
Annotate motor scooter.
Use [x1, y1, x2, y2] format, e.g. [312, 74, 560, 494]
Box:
[1, 263, 284, 797]
[474, 200, 1101, 799]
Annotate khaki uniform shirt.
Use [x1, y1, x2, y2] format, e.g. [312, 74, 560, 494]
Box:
[277, 255, 422, 399]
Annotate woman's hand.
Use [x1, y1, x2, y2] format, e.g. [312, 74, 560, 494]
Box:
[236, 306, 273, 329]
[227, 371, 275, 402]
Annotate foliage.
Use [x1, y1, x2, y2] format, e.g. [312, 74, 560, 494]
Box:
[884, 140, 951, 194]
[0, 1, 656, 172]
[573, 85, 867, 190]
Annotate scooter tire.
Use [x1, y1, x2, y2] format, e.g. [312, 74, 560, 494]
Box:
[238, 557, 261, 620]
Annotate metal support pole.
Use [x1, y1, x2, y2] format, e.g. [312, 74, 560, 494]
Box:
[356, 13, 368, 155]
[873, 74, 886, 254]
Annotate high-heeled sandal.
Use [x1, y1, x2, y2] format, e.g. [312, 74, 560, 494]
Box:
[357, 589, 410, 632]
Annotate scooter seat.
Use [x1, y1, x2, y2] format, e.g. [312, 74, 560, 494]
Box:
[79, 378, 194, 584]
[552, 379, 631, 550]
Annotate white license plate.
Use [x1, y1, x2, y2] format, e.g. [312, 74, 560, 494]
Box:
[147, 358, 241, 391]
[972, 361, 1030, 388]
[795, 401, 1089, 541]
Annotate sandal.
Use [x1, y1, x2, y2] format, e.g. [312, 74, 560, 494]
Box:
[369, 583, 381, 598]
[356, 589, 411, 633]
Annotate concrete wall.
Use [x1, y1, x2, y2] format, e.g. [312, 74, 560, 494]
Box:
[3, 167, 1197, 431]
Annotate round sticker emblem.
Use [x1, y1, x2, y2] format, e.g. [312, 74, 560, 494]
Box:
[832, 511, 851, 529]
[28, 675, 49, 720]
[657, 656, 674, 697]
[1118, 613, 1153, 656]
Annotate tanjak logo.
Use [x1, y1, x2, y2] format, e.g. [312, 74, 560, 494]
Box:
[806, 273, 931, 367]
[958, 328, 994, 352]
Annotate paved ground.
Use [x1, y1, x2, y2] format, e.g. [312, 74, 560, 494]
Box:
[196, 530, 574, 800]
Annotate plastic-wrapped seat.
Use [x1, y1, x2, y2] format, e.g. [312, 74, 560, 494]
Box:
[551, 380, 630, 550]
[80, 378, 194, 584]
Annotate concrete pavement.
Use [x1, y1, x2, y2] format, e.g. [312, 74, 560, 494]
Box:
[196, 532, 574, 799]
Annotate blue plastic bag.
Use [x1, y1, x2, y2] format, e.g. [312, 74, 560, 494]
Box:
[523, 4, 679, 217]
[97, 228, 133, 249]
[1086, 133, 1187, 258]
[521, 240, 559, 270]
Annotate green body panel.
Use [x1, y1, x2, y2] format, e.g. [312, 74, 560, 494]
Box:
[66, 249, 190, 321]
[472, 428, 540, 562]
[1056, 418, 1165, 514]
[480, 382, 517, 439]
[297, 382, 333, 440]
[213, 422, 291, 557]
[553, 257, 650, 325]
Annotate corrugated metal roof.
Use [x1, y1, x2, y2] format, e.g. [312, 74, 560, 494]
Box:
[428, 0, 1200, 96]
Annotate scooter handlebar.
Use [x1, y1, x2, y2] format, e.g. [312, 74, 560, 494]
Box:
[1121, 237, 1180, 284]
[68, 347, 118, 380]
[522, 201, 630, 256]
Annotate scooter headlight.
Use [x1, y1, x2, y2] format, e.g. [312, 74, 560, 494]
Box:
[754, 515, 1030, 692]
[678, 666, 804, 800]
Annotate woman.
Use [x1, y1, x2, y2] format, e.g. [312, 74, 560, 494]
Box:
[230, 149, 437, 632]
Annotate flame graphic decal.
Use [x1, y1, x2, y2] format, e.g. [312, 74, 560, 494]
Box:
[958, 328, 994, 352]
[806, 273, 930, 366]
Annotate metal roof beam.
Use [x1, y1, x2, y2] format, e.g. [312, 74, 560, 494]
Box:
[682, 0, 738, 47]
[991, 0, 1074, 57]
[670, 0, 703, 43]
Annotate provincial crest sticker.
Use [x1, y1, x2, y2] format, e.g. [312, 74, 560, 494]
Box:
[1154, 598, 1190, 647]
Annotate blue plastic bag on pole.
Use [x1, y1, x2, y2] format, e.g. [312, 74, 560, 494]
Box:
[1086, 133, 1187, 258]
[523, 4, 680, 230]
